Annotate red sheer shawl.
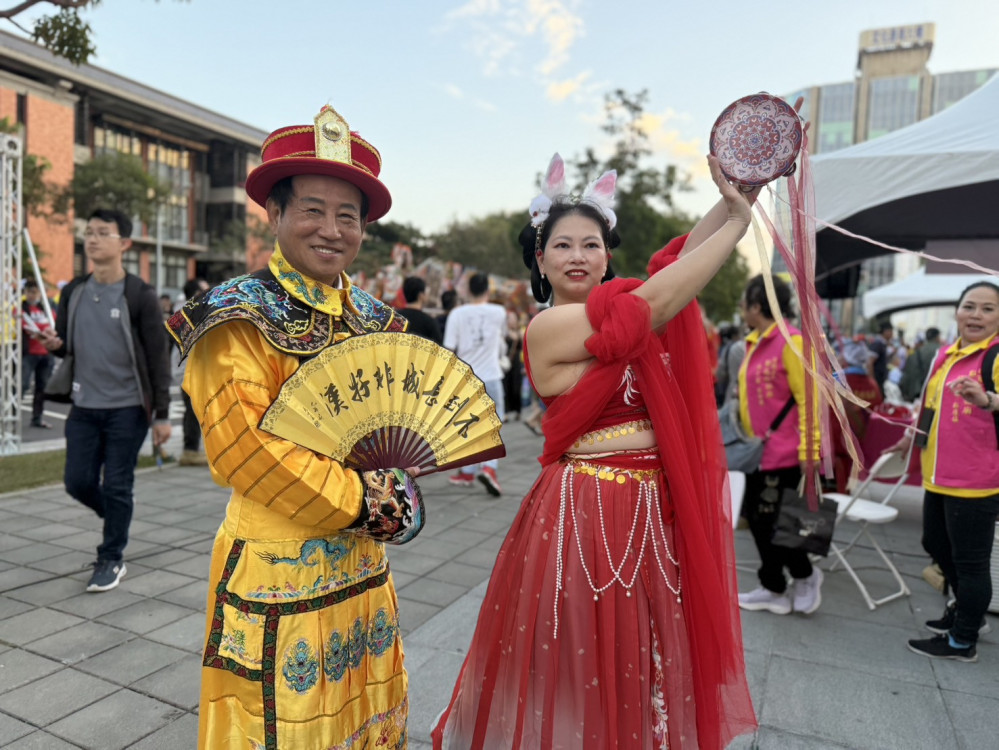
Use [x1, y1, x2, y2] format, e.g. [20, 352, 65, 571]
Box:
[537, 237, 756, 749]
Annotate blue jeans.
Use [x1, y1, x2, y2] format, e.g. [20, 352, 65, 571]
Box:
[922, 489, 999, 645]
[64, 405, 149, 562]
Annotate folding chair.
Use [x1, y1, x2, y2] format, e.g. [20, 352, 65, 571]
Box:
[728, 470, 758, 574]
[728, 470, 746, 527]
[823, 449, 912, 610]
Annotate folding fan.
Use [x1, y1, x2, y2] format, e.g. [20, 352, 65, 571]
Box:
[259, 332, 506, 474]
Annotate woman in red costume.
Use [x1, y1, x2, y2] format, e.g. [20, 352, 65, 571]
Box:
[431, 154, 758, 749]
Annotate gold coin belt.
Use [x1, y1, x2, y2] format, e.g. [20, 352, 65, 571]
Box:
[567, 460, 660, 485]
[572, 418, 653, 449]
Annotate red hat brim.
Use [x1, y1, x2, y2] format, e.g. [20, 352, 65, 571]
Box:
[245, 158, 392, 222]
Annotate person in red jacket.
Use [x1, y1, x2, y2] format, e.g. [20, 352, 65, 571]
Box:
[20, 278, 54, 428]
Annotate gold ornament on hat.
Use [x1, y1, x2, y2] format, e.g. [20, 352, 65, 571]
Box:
[315, 105, 351, 164]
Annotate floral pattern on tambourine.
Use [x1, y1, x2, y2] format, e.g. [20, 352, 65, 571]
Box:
[710, 94, 802, 186]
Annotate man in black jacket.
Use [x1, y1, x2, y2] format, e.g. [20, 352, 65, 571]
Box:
[395, 276, 443, 343]
[40, 208, 171, 592]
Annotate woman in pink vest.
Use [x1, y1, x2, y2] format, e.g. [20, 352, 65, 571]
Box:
[894, 281, 999, 663]
[736, 274, 824, 616]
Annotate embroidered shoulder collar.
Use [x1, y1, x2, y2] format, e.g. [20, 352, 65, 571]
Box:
[165, 266, 405, 359]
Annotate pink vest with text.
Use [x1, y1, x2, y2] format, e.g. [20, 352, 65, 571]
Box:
[924, 345, 999, 492]
[744, 326, 802, 471]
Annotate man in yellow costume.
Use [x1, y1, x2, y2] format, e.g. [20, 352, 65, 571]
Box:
[168, 104, 424, 750]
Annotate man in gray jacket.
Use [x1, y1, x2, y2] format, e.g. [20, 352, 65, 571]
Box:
[41, 209, 172, 592]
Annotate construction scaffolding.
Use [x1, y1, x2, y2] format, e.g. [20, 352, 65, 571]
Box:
[1, 132, 23, 456]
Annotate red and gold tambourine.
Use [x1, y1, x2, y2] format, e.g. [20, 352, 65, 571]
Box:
[709, 93, 802, 186]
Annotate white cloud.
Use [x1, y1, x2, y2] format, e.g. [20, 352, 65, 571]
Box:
[444, 83, 464, 99]
[442, 0, 585, 84]
[524, 0, 585, 76]
[546, 70, 590, 102]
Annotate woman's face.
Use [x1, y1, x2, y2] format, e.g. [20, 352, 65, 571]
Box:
[955, 286, 999, 344]
[537, 213, 608, 306]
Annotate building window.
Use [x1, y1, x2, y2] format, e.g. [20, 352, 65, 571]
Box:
[160, 250, 188, 290]
[94, 124, 141, 157]
[817, 82, 855, 154]
[932, 69, 997, 113]
[867, 76, 921, 140]
[149, 142, 191, 244]
[122, 252, 140, 276]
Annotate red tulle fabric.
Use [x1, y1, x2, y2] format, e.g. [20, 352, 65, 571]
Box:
[432, 237, 756, 749]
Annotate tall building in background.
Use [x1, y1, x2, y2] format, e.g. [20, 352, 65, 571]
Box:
[0, 29, 271, 298]
[776, 22, 996, 331]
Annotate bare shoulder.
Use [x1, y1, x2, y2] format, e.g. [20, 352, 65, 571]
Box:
[525, 304, 595, 396]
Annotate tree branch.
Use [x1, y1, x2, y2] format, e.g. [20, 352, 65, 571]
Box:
[0, 0, 92, 19]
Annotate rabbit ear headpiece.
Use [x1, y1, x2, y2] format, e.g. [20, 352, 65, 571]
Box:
[580, 169, 617, 231]
[529, 153, 566, 228]
[529, 153, 617, 254]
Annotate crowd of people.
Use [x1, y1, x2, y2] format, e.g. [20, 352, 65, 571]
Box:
[9, 98, 998, 749]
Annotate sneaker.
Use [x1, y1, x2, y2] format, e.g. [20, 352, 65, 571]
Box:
[477, 467, 502, 497]
[907, 634, 977, 663]
[179, 449, 209, 467]
[86, 560, 126, 592]
[738, 586, 792, 615]
[792, 568, 824, 614]
[925, 602, 991, 636]
[448, 472, 476, 488]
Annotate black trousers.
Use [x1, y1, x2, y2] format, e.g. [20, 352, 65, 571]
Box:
[182, 391, 201, 452]
[922, 489, 999, 645]
[744, 464, 814, 593]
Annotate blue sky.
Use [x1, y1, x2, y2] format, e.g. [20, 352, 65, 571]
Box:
[23, 0, 998, 236]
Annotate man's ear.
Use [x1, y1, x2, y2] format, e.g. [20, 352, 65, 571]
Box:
[120, 238, 133, 253]
[266, 198, 282, 230]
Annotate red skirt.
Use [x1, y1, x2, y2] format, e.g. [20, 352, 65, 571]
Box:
[432, 450, 699, 749]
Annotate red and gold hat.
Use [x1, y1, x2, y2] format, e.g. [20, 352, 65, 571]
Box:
[245, 105, 391, 220]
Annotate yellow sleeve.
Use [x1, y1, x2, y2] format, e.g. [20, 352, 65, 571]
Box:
[184, 321, 363, 531]
[783, 334, 821, 462]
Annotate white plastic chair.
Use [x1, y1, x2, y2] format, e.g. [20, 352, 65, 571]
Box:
[823, 450, 912, 610]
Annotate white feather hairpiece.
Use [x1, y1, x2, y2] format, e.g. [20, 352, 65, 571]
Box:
[528, 153, 618, 231]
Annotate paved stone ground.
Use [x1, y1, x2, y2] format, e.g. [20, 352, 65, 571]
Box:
[1, 421, 996, 749]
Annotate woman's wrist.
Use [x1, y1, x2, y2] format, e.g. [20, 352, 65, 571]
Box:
[981, 391, 999, 411]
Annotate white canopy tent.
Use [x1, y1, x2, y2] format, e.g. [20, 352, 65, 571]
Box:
[811, 73, 999, 290]
[861, 267, 993, 318]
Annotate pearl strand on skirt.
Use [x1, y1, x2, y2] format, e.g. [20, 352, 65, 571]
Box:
[553, 463, 681, 639]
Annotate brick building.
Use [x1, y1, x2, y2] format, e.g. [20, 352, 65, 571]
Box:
[0, 29, 270, 299]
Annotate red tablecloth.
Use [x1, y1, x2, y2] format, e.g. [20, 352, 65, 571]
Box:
[860, 404, 922, 486]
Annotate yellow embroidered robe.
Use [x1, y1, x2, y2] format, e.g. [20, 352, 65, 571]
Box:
[178, 250, 409, 750]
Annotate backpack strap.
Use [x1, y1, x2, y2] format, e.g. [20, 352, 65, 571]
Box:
[764, 396, 796, 438]
[981, 343, 999, 448]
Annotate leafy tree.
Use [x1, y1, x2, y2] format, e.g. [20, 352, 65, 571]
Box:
[2, 0, 184, 66]
[54, 150, 170, 226]
[353, 220, 430, 278]
[431, 211, 526, 279]
[698, 250, 751, 323]
[567, 89, 696, 278]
